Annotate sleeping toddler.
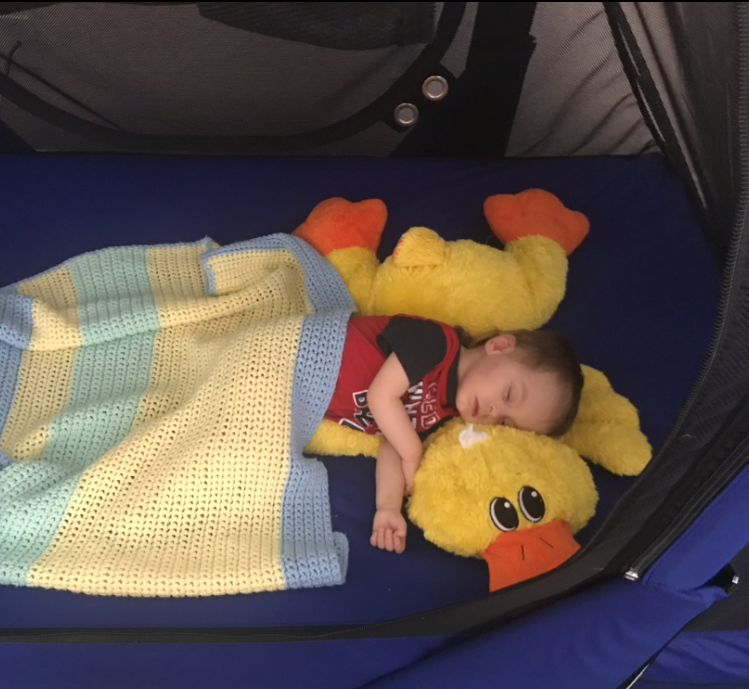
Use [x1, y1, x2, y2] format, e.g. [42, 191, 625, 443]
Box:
[324, 314, 584, 553]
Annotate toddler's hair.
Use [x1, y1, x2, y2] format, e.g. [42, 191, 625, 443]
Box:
[457, 327, 584, 437]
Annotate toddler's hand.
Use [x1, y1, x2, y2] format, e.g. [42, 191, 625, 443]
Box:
[371, 508, 407, 553]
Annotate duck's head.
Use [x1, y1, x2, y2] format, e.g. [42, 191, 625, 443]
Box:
[407, 420, 598, 591]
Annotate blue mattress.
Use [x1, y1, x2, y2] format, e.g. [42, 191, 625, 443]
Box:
[0, 153, 720, 629]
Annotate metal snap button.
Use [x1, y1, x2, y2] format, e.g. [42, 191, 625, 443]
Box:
[394, 103, 419, 126]
[422, 75, 449, 101]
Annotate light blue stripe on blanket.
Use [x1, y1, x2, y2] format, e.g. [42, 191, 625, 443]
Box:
[282, 235, 354, 588]
[0, 248, 159, 585]
[282, 313, 351, 588]
[0, 285, 32, 450]
[201, 233, 353, 306]
[0, 284, 33, 579]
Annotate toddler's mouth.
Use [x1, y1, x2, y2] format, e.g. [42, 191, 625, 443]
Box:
[472, 398, 479, 418]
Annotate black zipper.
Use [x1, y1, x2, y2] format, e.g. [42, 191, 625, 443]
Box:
[0, 624, 394, 644]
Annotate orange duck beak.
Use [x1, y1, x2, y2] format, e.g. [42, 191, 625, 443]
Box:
[481, 519, 581, 591]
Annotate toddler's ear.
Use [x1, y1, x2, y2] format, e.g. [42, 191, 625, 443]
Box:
[486, 333, 516, 354]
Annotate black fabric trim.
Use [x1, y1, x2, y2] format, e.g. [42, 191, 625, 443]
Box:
[376, 315, 448, 387]
[445, 352, 458, 408]
[0, 3, 58, 14]
[0, 4, 196, 16]
[687, 552, 749, 632]
[392, 2, 537, 158]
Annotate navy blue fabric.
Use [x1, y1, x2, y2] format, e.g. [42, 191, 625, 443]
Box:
[363, 578, 727, 689]
[641, 630, 749, 688]
[645, 462, 749, 592]
[0, 585, 730, 689]
[0, 153, 720, 629]
[1, 636, 457, 689]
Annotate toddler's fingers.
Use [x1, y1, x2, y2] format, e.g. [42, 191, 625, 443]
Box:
[384, 529, 394, 552]
[393, 533, 405, 554]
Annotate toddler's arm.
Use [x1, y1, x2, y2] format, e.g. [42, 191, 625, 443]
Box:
[367, 353, 423, 493]
[371, 439, 408, 553]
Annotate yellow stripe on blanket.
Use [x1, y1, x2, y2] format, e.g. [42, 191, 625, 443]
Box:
[146, 244, 315, 329]
[16, 265, 84, 350]
[29, 244, 312, 596]
[0, 348, 77, 462]
[133, 244, 315, 427]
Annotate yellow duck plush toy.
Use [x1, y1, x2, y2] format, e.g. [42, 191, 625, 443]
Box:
[409, 421, 596, 592]
[296, 190, 652, 591]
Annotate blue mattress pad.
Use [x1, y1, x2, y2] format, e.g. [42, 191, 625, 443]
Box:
[0, 153, 720, 629]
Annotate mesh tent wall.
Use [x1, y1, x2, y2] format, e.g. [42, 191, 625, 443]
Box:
[0, 3, 748, 688]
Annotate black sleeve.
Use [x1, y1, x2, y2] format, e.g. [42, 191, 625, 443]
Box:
[376, 316, 448, 387]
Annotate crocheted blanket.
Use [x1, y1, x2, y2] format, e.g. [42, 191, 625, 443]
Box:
[0, 234, 354, 596]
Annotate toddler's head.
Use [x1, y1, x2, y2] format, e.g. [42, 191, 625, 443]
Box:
[455, 328, 583, 437]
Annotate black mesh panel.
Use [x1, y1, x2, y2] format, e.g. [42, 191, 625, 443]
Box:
[196, 2, 437, 50]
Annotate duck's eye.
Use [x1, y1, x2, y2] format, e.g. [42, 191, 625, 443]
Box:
[518, 486, 545, 522]
[490, 497, 519, 532]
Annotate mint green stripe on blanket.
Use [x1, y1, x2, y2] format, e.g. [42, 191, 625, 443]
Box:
[0, 248, 159, 585]
[73, 246, 162, 345]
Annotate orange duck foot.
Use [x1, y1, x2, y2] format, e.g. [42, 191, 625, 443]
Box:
[292, 197, 387, 256]
[483, 189, 590, 256]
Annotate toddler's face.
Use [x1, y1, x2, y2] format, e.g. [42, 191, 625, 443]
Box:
[455, 336, 567, 435]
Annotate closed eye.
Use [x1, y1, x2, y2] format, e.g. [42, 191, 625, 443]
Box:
[505, 386, 512, 403]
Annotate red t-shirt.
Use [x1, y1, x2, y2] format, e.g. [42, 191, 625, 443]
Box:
[325, 315, 460, 435]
